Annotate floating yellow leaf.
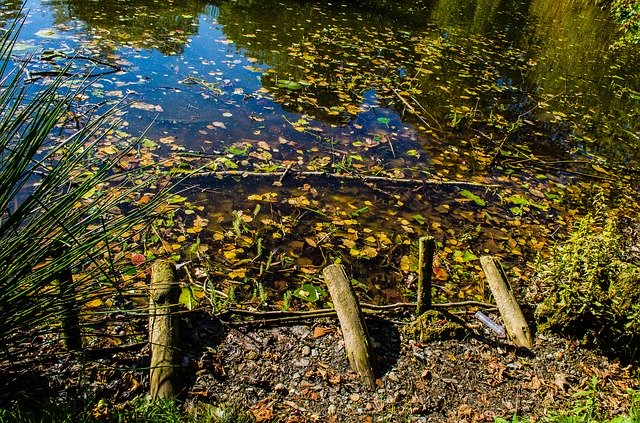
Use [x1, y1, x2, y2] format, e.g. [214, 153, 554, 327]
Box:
[85, 298, 102, 308]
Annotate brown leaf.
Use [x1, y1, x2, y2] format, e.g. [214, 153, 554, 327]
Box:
[131, 253, 146, 266]
[313, 327, 332, 338]
[554, 373, 570, 392]
[251, 399, 275, 423]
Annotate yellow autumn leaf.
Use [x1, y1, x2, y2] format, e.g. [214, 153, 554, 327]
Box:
[400, 255, 411, 271]
[362, 246, 378, 258]
[228, 268, 247, 279]
[85, 298, 102, 308]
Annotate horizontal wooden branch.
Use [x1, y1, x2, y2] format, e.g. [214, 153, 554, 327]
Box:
[190, 169, 497, 189]
[218, 300, 496, 321]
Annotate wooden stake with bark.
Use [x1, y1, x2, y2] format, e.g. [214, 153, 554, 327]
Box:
[416, 236, 435, 316]
[57, 265, 81, 351]
[149, 260, 181, 399]
[480, 256, 533, 349]
[53, 244, 81, 351]
[323, 264, 376, 388]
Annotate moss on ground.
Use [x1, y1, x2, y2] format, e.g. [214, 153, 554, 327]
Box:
[402, 310, 466, 342]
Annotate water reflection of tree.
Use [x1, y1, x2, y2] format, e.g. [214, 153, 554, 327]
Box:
[219, 0, 639, 165]
[217, 0, 532, 125]
[47, 0, 211, 55]
[0, 0, 24, 26]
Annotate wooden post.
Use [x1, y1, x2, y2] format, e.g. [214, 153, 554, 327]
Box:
[416, 236, 435, 316]
[53, 244, 81, 351]
[323, 264, 376, 388]
[480, 256, 533, 349]
[149, 260, 181, 399]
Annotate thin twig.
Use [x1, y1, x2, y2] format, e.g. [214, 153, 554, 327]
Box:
[279, 162, 293, 183]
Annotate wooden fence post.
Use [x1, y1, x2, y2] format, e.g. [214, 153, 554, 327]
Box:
[480, 256, 533, 349]
[149, 260, 181, 399]
[416, 236, 435, 316]
[323, 264, 376, 388]
[53, 244, 81, 351]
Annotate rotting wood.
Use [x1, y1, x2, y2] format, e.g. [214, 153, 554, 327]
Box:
[149, 260, 181, 399]
[480, 256, 533, 349]
[323, 264, 376, 388]
[416, 236, 436, 316]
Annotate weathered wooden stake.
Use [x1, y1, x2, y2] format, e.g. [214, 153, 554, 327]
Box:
[52, 244, 81, 351]
[323, 264, 376, 388]
[57, 265, 82, 351]
[149, 260, 181, 399]
[416, 236, 436, 316]
[480, 256, 533, 349]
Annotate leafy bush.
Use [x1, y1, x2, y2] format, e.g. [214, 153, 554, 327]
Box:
[534, 206, 640, 359]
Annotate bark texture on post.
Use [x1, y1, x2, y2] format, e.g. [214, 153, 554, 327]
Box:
[149, 260, 181, 399]
[323, 264, 376, 388]
[416, 236, 436, 316]
[480, 256, 533, 349]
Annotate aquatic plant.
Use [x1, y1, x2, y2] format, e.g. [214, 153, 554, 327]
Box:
[0, 19, 166, 362]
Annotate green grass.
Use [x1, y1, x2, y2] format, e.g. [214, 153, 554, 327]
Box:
[0, 398, 256, 423]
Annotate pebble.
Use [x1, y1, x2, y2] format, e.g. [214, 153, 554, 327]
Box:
[387, 372, 399, 382]
[350, 393, 360, 402]
[328, 404, 337, 415]
[301, 346, 311, 356]
[293, 358, 311, 367]
[274, 383, 288, 394]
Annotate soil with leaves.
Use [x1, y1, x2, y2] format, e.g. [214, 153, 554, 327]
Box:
[3, 309, 639, 422]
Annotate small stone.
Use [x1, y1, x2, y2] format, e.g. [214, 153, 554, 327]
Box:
[294, 358, 311, 367]
[350, 393, 360, 402]
[328, 404, 337, 415]
[301, 346, 311, 356]
[274, 383, 288, 394]
[387, 372, 399, 382]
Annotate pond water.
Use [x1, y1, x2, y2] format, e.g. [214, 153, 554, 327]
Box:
[7, 0, 640, 304]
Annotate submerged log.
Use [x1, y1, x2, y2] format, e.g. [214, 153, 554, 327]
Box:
[149, 260, 181, 399]
[416, 236, 436, 316]
[322, 264, 376, 388]
[480, 256, 533, 349]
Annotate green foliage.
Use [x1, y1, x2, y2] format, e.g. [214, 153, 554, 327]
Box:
[534, 205, 640, 359]
[611, 0, 640, 45]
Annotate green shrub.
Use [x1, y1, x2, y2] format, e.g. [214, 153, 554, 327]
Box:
[535, 207, 640, 359]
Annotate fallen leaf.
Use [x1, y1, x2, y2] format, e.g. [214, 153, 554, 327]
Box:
[131, 253, 146, 266]
[313, 327, 332, 338]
